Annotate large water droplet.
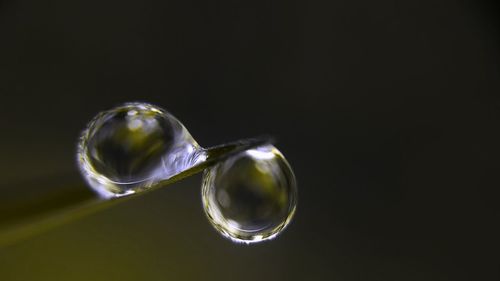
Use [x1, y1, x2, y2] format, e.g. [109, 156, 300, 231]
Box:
[202, 145, 297, 244]
[77, 103, 205, 198]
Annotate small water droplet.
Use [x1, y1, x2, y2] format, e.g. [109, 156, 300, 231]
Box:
[202, 145, 297, 244]
[77, 103, 205, 198]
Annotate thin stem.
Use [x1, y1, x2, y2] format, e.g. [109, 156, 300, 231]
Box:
[0, 137, 272, 247]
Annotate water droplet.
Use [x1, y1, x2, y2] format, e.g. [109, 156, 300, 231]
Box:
[202, 145, 297, 244]
[77, 103, 205, 198]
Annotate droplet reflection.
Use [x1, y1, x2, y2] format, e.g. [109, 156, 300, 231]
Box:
[77, 103, 205, 198]
[202, 145, 297, 244]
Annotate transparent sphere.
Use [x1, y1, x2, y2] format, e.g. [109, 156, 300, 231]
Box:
[202, 145, 297, 244]
[77, 103, 205, 198]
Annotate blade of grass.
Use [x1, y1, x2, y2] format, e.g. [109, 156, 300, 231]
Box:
[0, 137, 272, 248]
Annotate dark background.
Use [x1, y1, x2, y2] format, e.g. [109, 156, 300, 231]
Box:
[0, 0, 499, 280]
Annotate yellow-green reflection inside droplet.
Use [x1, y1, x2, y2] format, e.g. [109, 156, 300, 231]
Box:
[78, 103, 205, 198]
[202, 145, 297, 244]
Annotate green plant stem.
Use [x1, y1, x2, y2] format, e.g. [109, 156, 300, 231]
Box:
[0, 137, 272, 247]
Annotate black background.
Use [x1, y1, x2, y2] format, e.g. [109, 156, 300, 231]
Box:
[0, 0, 499, 280]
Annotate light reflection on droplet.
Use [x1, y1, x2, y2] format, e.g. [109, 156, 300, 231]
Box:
[77, 102, 206, 198]
[202, 145, 297, 244]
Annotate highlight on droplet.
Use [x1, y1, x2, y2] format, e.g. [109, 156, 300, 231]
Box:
[202, 145, 297, 244]
[77, 102, 205, 198]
